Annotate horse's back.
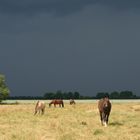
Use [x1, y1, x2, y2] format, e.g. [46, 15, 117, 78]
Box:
[55, 99, 63, 103]
[57, 99, 63, 102]
[36, 101, 45, 109]
[39, 101, 45, 107]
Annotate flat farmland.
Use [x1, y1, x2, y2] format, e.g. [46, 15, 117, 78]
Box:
[0, 100, 140, 140]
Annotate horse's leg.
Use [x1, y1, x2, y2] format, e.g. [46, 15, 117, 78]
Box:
[99, 111, 103, 125]
[54, 103, 56, 107]
[103, 113, 108, 127]
[104, 122, 107, 127]
[106, 112, 110, 124]
[41, 109, 44, 115]
[106, 115, 109, 124]
[62, 102, 64, 107]
[34, 110, 37, 115]
[102, 112, 106, 126]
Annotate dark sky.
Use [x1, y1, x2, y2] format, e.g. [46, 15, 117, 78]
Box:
[1, 0, 140, 96]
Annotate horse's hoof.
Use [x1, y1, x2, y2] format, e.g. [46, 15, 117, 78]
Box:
[104, 123, 107, 127]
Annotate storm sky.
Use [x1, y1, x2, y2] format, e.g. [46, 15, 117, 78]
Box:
[1, 0, 140, 96]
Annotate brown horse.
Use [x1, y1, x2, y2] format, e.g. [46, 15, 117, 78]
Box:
[49, 99, 64, 107]
[70, 99, 76, 105]
[34, 101, 46, 115]
[98, 97, 111, 127]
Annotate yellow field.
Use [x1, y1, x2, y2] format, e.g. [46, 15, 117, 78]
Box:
[0, 101, 140, 140]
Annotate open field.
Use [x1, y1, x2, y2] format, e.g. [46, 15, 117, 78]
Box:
[0, 100, 140, 140]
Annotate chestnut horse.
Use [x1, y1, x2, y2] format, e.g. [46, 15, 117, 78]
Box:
[34, 101, 45, 115]
[70, 99, 76, 105]
[49, 99, 64, 107]
[98, 97, 111, 127]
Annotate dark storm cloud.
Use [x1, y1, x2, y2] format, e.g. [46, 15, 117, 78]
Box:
[1, 0, 140, 96]
[0, 0, 140, 16]
[0, 0, 95, 16]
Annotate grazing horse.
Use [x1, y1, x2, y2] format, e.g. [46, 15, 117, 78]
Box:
[34, 101, 45, 115]
[70, 99, 76, 105]
[49, 99, 64, 107]
[98, 97, 111, 127]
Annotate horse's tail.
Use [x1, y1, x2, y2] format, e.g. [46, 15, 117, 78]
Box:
[62, 101, 64, 107]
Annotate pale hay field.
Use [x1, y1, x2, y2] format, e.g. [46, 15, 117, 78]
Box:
[0, 100, 140, 140]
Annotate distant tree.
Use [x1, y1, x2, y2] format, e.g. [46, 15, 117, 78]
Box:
[0, 74, 10, 102]
[104, 92, 110, 98]
[44, 91, 80, 99]
[96, 92, 104, 99]
[62, 92, 67, 99]
[67, 92, 74, 99]
[132, 94, 137, 99]
[44, 92, 55, 99]
[110, 91, 120, 99]
[55, 90, 63, 99]
[79, 95, 84, 99]
[73, 92, 80, 99]
[96, 92, 109, 99]
[120, 91, 134, 99]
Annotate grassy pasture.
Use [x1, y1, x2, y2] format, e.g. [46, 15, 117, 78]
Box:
[0, 100, 140, 140]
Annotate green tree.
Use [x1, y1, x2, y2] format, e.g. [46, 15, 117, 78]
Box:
[0, 74, 10, 102]
[110, 91, 120, 99]
[96, 92, 109, 99]
[73, 92, 80, 99]
[62, 92, 68, 99]
[67, 92, 74, 99]
[120, 91, 133, 99]
[55, 90, 63, 99]
[44, 92, 55, 99]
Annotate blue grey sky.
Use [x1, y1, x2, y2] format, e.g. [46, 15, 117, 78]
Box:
[0, 0, 140, 96]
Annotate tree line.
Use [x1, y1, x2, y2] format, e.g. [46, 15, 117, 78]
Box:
[8, 90, 140, 100]
[95, 91, 138, 99]
[1, 73, 140, 101]
[43, 90, 139, 99]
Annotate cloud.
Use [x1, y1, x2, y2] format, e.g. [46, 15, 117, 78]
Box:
[0, 0, 95, 16]
[0, 0, 140, 16]
[1, 1, 140, 96]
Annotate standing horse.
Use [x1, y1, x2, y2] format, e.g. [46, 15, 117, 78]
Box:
[98, 97, 111, 127]
[34, 101, 46, 115]
[70, 99, 76, 105]
[49, 99, 64, 107]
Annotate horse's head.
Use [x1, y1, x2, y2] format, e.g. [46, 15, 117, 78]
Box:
[103, 98, 110, 109]
[49, 102, 52, 107]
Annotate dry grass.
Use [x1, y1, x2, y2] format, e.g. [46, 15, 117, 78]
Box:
[0, 101, 140, 140]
